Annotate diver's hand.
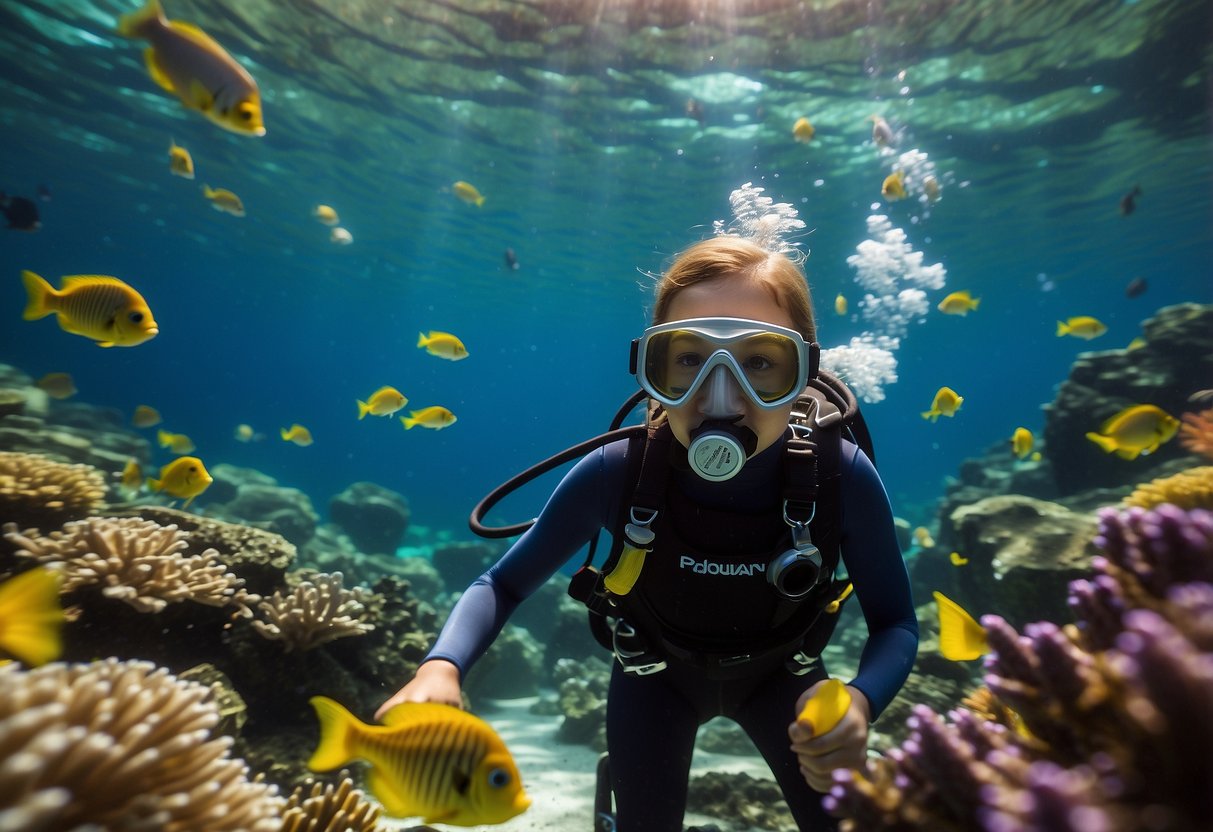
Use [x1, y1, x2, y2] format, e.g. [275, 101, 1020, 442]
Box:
[788, 682, 871, 793]
[375, 659, 463, 720]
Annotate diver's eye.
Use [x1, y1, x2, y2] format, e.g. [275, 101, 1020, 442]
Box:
[487, 768, 511, 789]
[129, 311, 144, 323]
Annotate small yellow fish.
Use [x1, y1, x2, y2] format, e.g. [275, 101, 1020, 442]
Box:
[1011, 427, 1034, 460]
[1056, 316, 1107, 340]
[881, 171, 907, 201]
[147, 455, 212, 508]
[921, 387, 963, 422]
[132, 405, 162, 428]
[418, 331, 469, 361]
[792, 117, 815, 143]
[937, 290, 980, 316]
[949, 552, 969, 566]
[121, 458, 143, 494]
[452, 181, 485, 207]
[796, 678, 851, 737]
[35, 372, 76, 400]
[157, 429, 196, 455]
[313, 204, 339, 226]
[330, 227, 353, 245]
[401, 406, 457, 431]
[358, 386, 408, 420]
[933, 591, 988, 661]
[0, 567, 65, 667]
[22, 271, 159, 348]
[913, 526, 935, 548]
[234, 423, 257, 442]
[1085, 404, 1179, 460]
[202, 185, 245, 217]
[834, 293, 847, 316]
[281, 423, 314, 446]
[1126, 337, 1147, 351]
[168, 139, 194, 179]
[117, 0, 265, 136]
[923, 174, 941, 203]
[308, 696, 530, 825]
[869, 114, 894, 147]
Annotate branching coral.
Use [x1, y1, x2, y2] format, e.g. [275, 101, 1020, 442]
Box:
[0, 658, 283, 830]
[1178, 407, 1213, 461]
[1124, 465, 1213, 511]
[3, 516, 255, 614]
[280, 773, 384, 832]
[251, 571, 375, 651]
[828, 505, 1213, 831]
[0, 451, 106, 529]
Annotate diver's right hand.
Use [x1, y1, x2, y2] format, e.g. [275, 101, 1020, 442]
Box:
[375, 658, 463, 720]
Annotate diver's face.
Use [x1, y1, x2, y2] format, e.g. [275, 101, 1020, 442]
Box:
[661, 277, 798, 457]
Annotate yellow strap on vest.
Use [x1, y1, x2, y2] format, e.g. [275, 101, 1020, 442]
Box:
[603, 544, 648, 596]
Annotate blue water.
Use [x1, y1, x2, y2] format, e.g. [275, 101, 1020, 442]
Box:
[1, 0, 1210, 541]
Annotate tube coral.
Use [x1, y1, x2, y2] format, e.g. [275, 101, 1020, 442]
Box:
[280, 773, 384, 832]
[1124, 466, 1213, 511]
[251, 571, 375, 651]
[0, 451, 107, 529]
[1178, 406, 1213, 461]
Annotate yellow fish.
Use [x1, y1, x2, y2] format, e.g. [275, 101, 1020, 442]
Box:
[796, 679, 851, 737]
[792, 117, 815, 143]
[147, 455, 212, 508]
[452, 181, 486, 207]
[913, 526, 935, 548]
[923, 174, 941, 203]
[937, 290, 980, 316]
[358, 386, 408, 420]
[308, 696, 530, 825]
[0, 567, 65, 667]
[121, 458, 143, 494]
[1085, 404, 1179, 460]
[933, 591, 988, 661]
[313, 204, 340, 226]
[1012, 427, 1034, 460]
[117, 0, 265, 136]
[949, 552, 969, 566]
[881, 170, 907, 201]
[921, 387, 963, 422]
[35, 372, 77, 400]
[834, 293, 847, 316]
[202, 185, 245, 217]
[22, 271, 159, 348]
[157, 429, 196, 455]
[869, 114, 894, 147]
[234, 423, 262, 442]
[168, 139, 194, 179]
[132, 405, 162, 427]
[1126, 337, 1147, 351]
[418, 331, 469, 361]
[330, 227, 353, 246]
[1056, 316, 1107, 340]
[401, 406, 457, 431]
[281, 423, 314, 446]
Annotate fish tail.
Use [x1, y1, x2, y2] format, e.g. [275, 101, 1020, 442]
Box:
[308, 696, 359, 772]
[116, 0, 165, 39]
[0, 567, 64, 667]
[416, 332, 429, 348]
[146, 477, 161, 491]
[279, 427, 292, 441]
[357, 399, 370, 420]
[921, 409, 938, 422]
[401, 416, 416, 430]
[1055, 321, 1069, 337]
[20, 270, 57, 320]
[1084, 432, 1117, 454]
[474, 195, 486, 207]
[970, 297, 981, 310]
[202, 184, 216, 199]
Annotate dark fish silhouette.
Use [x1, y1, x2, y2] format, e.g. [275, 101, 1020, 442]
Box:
[0, 193, 41, 231]
[1119, 184, 1141, 216]
[1125, 276, 1147, 298]
[504, 248, 519, 270]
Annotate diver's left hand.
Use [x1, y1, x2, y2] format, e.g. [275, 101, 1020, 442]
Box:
[787, 682, 871, 793]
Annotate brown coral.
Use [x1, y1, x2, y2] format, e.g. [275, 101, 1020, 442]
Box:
[251, 571, 375, 651]
[1124, 466, 1213, 511]
[1179, 406, 1213, 461]
[0, 451, 106, 530]
[0, 658, 283, 830]
[280, 773, 384, 832]
[3, 516, 255, 614]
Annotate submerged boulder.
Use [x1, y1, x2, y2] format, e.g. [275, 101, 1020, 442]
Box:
[329, 481, 411, 555]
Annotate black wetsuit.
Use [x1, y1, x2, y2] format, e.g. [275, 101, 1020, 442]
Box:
[427, 434, 918, 831]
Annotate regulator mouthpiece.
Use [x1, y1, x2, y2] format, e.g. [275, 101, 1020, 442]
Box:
[687, 420, 758, 482]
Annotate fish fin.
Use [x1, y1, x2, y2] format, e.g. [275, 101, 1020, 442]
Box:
[474, 195, 485, 207]
[116, 0, 164, 38]
[1055, 321, 1069, 337]
[189, 80, 214, 112]
[1115, 447, 1141, 460]
[357, 399, 369, 420]
[146, 477, 161, 491]
[934, 591, 988, 661]
[143, 47, 175, 92]
[182, 495, 196, 509]
[921, 409, 938, 421]
[367, 768, 415, 818]
[401, 416, 416, 430]
[97, 342, 116, 348]
[417, 332, 429, 348]
[307, 696, 360, 772]
[1084, 432, 1117, 454]
[166, 20, 226, 54]
[0, 568, 64, 667]
[20, 270, 56, 320]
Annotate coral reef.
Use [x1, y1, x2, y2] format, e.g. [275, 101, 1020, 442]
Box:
[0, 451, 107, 531]
[687, 771, 795, 831]
[0, 658, 283, 830]
[1178, 406, 1213, 461]
[827, 505, 1213, 831]
[1125, 466, 1213, 511]
[329, 481, 411, 556]
[281, 773, 384, 832]
[251, 571, 375, 651]
[209, 483, 320, 547]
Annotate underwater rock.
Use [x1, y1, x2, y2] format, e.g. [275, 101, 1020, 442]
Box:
[697, 718, 756, 755]
[554, 655, 611, 748]
[464, 623, 543, 700]
[431, 539, 500, 591]
[1045, 303, 1213, 496]
[686, 771, 795, 831]
[210, 483, 319, 546]
[180, 662, 248, 738]
[329, 480, 411, 555]
[544, 591, 607, 679]
[208, 462, 278, 504]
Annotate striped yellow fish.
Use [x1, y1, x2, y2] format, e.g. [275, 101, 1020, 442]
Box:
[21, 271, 158, 347]
[308, 696, 530, 825]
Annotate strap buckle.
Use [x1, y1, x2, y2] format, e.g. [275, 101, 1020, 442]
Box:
[611, 618, 666, 676]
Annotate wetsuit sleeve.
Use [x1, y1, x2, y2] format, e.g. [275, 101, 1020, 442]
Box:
[424, 441, 628, 678]
[837, 442, 919, 720]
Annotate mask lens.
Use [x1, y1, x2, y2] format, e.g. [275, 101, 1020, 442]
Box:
[642, 326, 802, 405]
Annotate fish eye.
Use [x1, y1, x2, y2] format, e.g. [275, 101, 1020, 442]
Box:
[188, 465, 197, 473]
[128, 311, 144, 323]
[487, 768, 511, 789]
[239, 104, 254, 120]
